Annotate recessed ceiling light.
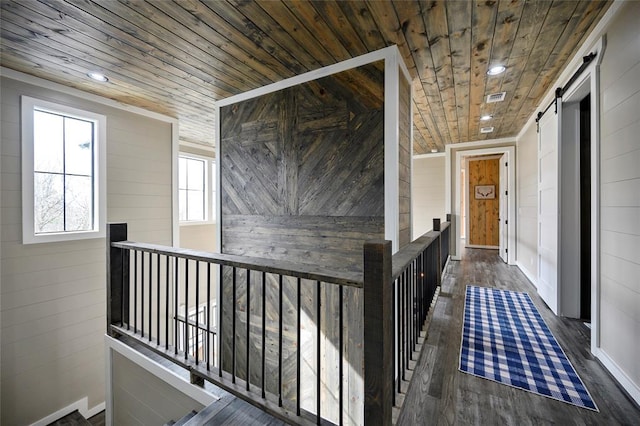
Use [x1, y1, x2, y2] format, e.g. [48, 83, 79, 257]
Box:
[87, 71, 109, 82]
[431, 148, 438, 153]
[487, 65, 506, 76]
[480, 126, 494, 134]
[480, 114, 493, 121]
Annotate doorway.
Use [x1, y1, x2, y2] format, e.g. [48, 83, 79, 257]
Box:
[451, 145, 516, 264]
[579, 95, 591, 321]
[560, 85, 593, 321]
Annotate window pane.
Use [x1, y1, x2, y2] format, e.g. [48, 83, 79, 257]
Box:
[33, 110, 63, 173]
[179, 189, 187, 221]
[34, 172, 64, 233]
[65, 117, 93, 176]
[187, 158, 204, 190]
[187, 190, 204, 221]
[179, 157, 187, 190]
[65, 175, 93, 231]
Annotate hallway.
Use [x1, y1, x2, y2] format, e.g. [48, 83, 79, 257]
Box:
[397, 248, 640, 425]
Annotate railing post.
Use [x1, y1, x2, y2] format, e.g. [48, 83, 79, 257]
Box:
[107, 223, 129, 337]
[363, 240, 393, 425]
[433, 219, 442, 286]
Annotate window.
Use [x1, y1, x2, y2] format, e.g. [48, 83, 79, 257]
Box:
[179, 156, 206, 221]
[178, 154, 215, 223]
[211, 161, 217, 221]
[176, 304, 216, 361]
[22, 96, 106, 244]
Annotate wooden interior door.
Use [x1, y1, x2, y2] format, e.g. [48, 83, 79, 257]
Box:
[467, 157, 500, 248]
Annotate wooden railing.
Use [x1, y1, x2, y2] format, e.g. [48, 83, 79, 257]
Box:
[107, 218, 450, 425]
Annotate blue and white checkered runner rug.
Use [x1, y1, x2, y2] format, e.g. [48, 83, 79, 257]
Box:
[459, 285, 598, 411]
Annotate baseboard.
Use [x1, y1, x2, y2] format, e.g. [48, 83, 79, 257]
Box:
[30, 397, 105, 426]
[465, 244, 499, 249]
[593, 347, 640, 406]
[516, 261, 537, 288]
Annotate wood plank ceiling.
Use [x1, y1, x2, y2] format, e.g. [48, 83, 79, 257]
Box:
[0, 0, 611, 154]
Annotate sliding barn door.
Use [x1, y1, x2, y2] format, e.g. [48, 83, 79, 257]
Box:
[537, 106, 561, 314]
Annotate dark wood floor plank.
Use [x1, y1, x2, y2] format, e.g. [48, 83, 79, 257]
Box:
[397, 248, 640, 425]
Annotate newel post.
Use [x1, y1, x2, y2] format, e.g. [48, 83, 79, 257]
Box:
[363, 240, 393, 425]
[107, 223, 129, 336]
[433, 218, 442, 285]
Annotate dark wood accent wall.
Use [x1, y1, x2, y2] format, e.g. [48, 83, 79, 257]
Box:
[468, 157, 500, 247]
[398, 73, 412, 247]
[220, 61, 385, 272]
[219, 62, 385, 423]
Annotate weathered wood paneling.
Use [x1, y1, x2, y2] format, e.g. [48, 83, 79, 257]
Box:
[0, 0, 612, 152]
[220, 62, 385, 271]
[219, 62, 384, 424]
[399, 74, 412, 248]
[468, 157, 500, 247]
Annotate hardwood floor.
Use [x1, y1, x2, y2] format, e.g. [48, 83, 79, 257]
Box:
[396, 248, 640, 426]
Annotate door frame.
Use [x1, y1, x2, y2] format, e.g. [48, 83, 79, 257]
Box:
[453, 145, 516, 264]
[499, 153, 509, 262]
[464, 154, 503, 250]
[560, 38, 603, 352]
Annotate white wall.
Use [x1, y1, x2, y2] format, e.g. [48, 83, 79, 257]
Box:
[180, 224, 216, 252]
[597, 0, 640, 400]
[513, 0, 640, 402]
[0, 76, 174, 424]
[412, 155, 446, 238]
[111, 351, 204, 425]
[516, 124, 538, 281]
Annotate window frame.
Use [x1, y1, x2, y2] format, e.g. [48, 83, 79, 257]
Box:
[178, 152, 215, 225]
[21, 96, 107, 244]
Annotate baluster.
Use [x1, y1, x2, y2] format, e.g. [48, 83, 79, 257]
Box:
[157, 253, 160, 345]
[184, 259, 189, 360]
[195, 260, 200, 365]
[410, 261, 414, 355]
[148, 251, 152, 342]
[396, 276, 401, 394]
[261, 271, 266, 399]
[403, 269, 407, 380]
[141, 251, 144, 338]
[278, 274, 283, 408]
[232, 267, 237, 383]
[339, 285, 344, 426]
[134, 251, 138, 333]
[174, 257, 179, 355]
[207, 262, 211, 371]
[165, 255, 169, 350]
[246, 269, 251, 392]
[123, 249, 128, 330]
[296, 277, 301, 417]
[316, 280, 321, 424]
[219, 264, 224, 377]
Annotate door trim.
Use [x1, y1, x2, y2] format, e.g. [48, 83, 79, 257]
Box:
[452, 146, 516, 264]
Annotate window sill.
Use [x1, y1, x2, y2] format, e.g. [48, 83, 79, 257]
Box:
[179, 221, 216, 227]
[23, 229, 105, 245]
